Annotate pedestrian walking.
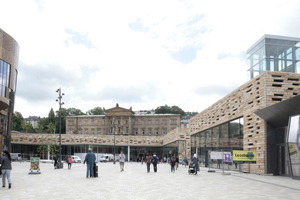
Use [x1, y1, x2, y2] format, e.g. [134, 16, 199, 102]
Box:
[183, 157, 188, 167]
[151, 153, 159, 173]
[83, 148, 96, 178]
[141, 156, 144, 165]
[145, 153, 151, 173]
[1, 150, 12, 189]
[191, 154, 200, 175]
[170, 156, 176, 172]
[67, 156, 73, 170]
[119, 151, 126, 172]
[175, 155, 179, 170]
[53, 157, 57, 169]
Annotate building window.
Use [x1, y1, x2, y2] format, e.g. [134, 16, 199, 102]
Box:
[85, 121, 88, 125]
[126, 127, 129, 133]
[163, 130, 166, 135]
[79, 130, 82, 134]
[156, 130, 158, 135]
[163, 120, 165, 124]
[0, 60, 11, 96]
[135, 121, 137, 125]
[142, 129, 145, 135]
[97, 129, 100, 135]
[98, 121, 100, 126]
[119, 127, 121, 134]
[85, 129, 88, 134]
[91, 121, 94, 125]
[149, 120, 151, 125]
[135, 129, 138, 135]
[69, 121, 74, 125]
[171, 119, 177, 124]
[156, 120, 158, 124]
[126, 120, 128, 124]
[92, 130, 94, 135]
[79, 121, 81, 126]
[149, 129, 152, 135]
[70, 129, 73, 134]
[111, 127, 113, 134]
[142, 120, 144, 124]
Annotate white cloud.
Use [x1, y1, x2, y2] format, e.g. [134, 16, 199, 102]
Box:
[0, 0, 299, 117]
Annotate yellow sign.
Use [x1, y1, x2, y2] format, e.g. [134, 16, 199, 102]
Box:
[233, 150, 256, 163]
[288, 143, 297, 155]
[179, 155, 182, 160]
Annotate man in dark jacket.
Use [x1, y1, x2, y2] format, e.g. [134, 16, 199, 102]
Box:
[83, 148, 96, 178]
[152, 153, 159, 173]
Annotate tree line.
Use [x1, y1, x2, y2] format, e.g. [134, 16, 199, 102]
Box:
[12, 105, 185, 134]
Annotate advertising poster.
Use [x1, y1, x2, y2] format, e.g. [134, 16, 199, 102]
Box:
[288, 143, 297, 156]
[233, 150, 256, 163]
[30, 157, 40, 170]
[211, 151, 231, 159]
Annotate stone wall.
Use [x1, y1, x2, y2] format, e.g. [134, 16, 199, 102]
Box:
[189, 71, 300, 174]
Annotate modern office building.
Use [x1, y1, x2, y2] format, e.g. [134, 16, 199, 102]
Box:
[247, 34, 300, 79]
[0, 28, 19, 152]
[189, 34, 300, 176]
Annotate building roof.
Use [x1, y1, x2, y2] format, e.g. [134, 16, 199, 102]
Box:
[255, 95, 300, 128]
[247, 34, 300, 53]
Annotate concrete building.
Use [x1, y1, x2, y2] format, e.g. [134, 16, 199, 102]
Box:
[11, 104, 189, 161]
[0, 28, 19, 152]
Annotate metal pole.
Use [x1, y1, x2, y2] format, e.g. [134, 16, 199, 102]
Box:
[59, 92, 61, 164]
[56, 88, 64, 168]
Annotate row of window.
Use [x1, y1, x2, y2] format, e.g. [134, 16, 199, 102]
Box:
[69, 128, 167, 135]
[191, 117, 244, 147]
[69, 119, 178, 126]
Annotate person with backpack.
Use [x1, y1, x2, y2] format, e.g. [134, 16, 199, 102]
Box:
[151, 153, 159, 173]
[170, 156, 176, 172]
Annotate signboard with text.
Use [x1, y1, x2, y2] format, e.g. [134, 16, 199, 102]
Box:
[233, 150, 256, 163]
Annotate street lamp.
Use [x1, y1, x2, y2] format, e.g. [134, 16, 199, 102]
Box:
[113, 117, 116, 164]
[56, 88, 64, 168]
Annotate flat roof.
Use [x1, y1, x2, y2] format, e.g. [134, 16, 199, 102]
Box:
[255, 95, 300, 128]
[247, 34, 300, 53]
[66, 114, 180, 118]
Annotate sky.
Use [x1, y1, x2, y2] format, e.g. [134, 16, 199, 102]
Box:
[1, 0, 300, 118]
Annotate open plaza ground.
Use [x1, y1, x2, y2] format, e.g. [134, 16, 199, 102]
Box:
[1, 161, 300, 200]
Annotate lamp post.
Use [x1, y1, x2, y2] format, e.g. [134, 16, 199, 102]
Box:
[56, 88, 64, 168]
[113, 117, 116, 164]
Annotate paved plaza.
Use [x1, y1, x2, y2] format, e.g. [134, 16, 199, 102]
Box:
[1, 161, 300, 199]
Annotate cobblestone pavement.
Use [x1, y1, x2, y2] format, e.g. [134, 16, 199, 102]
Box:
[1, 161, 300, 200]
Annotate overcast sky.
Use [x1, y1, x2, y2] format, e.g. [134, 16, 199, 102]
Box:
[1, 0, 300, 118]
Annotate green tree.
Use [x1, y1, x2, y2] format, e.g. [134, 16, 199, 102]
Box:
[12, 111, 24, 131]
[37, 118, 49, 133]
[37, 137, 59, 160]
[155, 105, 185, 116]
[86, 107, 104, 115]
[47, 122, 56, 134]
[155, 105, 171, 114]
[21, 121, 33, 133]
[48, 108, 55, 124]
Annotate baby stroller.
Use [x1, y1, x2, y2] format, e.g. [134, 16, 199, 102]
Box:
[188, 162, 196, 175]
